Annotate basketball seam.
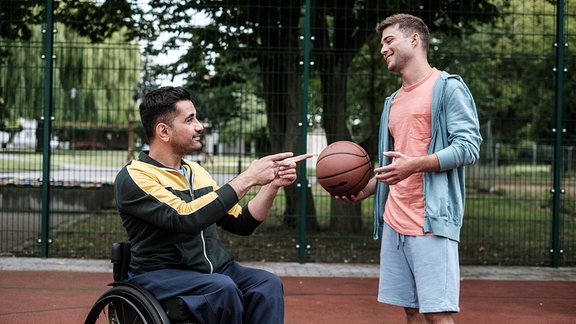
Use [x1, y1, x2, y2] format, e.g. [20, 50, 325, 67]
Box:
[316, 152, 368, 163]
[333, 167, 372, 196]
[316, 160, 372, 180]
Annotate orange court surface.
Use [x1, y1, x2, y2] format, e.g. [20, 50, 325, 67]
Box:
[0, 260, 575, 324]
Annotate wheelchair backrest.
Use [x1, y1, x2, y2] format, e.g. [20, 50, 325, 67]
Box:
[111, 242, 131, 282]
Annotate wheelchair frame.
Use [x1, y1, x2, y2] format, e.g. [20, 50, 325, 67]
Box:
[84, 242, 193, 324]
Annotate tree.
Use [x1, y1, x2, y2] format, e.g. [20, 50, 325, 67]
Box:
[143, 0, 320, 230]
[435, 0, 576, 144]
[0, 1, 138, 46]
[142, 0, 500, 232]
[310, 1, 500, 232]
[0, 1, 142, 148]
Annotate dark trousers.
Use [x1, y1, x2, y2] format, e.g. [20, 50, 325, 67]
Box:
[128, 261, 284, 324]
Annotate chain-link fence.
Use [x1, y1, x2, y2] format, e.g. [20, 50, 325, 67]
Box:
[0, 0, 574, 266]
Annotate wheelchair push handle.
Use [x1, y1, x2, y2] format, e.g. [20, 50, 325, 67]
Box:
[111, 242, 124, 264]
[111, 242, 131, 282]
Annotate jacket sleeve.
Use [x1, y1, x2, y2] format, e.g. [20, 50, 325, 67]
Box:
[217, 205, 262, 236]
[434, 77, 483, 171]
[115, 165, 241, 235]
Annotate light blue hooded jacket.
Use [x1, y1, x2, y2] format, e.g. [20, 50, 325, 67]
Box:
[373, 71, 482, 242]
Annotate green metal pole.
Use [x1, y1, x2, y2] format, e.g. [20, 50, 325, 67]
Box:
[298, 0, 312, 263]
[40, 0, 55, 258]
[551, 0, 566, 268]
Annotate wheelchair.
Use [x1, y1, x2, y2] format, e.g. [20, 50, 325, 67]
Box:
[85, 242, 196, 324]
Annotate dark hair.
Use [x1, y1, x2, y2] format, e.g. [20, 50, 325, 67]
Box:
[139, 86, 195, 141]
[375, 13, 430, 51]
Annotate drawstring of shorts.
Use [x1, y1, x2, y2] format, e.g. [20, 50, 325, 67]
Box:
[396, 233, 406, 250]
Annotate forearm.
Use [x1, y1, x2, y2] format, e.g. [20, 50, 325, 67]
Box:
[228, 172, 258, 201]
[247, 183, 280, 221]
[414, 153, 440, 173]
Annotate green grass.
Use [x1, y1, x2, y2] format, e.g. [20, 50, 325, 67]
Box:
[15, 213, 128, 259]
[461, 197, 554, 265]
[0, 149, 264, 172]
[15, 190, 575, 266]
[495, 164, 552, 179]
[0, 150, 130, 171]
[5, 153, 576, 266]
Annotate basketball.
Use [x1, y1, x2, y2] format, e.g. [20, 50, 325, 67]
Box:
[316, 141, 372, 197]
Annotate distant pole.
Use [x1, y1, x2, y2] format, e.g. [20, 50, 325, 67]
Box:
[126, 114, 135, 162]
[71, 87, 76, 153]
[40, 0, 55, 258]
[237, 100, 243, 174]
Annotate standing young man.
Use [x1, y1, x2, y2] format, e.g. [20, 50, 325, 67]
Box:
[115, 86, 310, 323]
[338, 14, 482, 323]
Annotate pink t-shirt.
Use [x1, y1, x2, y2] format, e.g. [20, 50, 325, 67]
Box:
[383, 68, 441, 236]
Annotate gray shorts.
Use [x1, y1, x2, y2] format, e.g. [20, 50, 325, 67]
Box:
[378, 222, 460, 313]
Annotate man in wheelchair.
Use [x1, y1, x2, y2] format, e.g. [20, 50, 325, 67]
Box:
[113, 86, 310, 323]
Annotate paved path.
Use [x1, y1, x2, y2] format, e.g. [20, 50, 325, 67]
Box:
[1, 257, 576, 281]
[1, 258, 575, 324]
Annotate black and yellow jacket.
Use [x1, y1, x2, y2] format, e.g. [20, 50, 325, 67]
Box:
[114, 151, 261, 275]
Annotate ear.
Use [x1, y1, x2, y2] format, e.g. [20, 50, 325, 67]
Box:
[154, 122, 171, 143]
[411, 33, 419, 46]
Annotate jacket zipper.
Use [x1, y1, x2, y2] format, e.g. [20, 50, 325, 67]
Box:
[201, 231, 214, 273]
[183, 167, 214, 273]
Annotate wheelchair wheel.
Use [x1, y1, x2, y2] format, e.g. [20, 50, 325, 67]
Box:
[85, 284, 170, 324]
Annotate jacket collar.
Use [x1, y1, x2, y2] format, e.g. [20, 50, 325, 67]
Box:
[137, 151, 192, 171]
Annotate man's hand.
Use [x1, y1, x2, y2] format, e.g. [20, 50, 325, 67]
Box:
[230, 152, 313, 200]
[242, 152, 295, 186]
[332, 177, 376, 202]
[272, 153, 313, 187]
[375, 151, 439, 185]
[246, 153, 312, 222]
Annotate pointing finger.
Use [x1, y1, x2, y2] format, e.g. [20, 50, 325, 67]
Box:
[286, 153, 313, 164]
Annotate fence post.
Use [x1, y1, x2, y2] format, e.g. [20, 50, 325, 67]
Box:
[297, 0, 312, 264]
[551, 0, 566, 268]
[40, 0, 55, 258]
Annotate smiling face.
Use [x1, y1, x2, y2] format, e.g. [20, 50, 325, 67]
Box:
[167, 99, 204, 155]
[379, 24, 417, 73]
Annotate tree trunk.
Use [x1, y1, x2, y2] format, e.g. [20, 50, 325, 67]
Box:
[260, 59, 320, 231]
[318, 53, 363, 232]
[257, 18, 319, 231]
